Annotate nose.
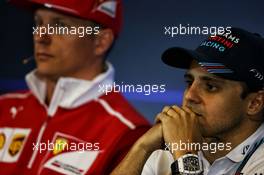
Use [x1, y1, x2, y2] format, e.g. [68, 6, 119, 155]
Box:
[184, 81, 202, 105]
[33, 25, 52, 46]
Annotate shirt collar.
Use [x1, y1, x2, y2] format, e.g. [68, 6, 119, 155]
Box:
[25, 62, 114, 116]
[225, 123, 264, 162]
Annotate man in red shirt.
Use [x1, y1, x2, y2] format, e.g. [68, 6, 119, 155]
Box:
[0, 0, 150, 174]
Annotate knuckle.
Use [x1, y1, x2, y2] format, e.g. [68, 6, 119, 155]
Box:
[162, 106, 170, 111]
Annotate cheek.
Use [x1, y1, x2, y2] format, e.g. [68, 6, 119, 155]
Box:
[64, 37, 95, 58]
[54, 37, 94, 63]
[200, 95, 245, 134]
[205, 101, 234, 122]
[206, 95, 244, 120]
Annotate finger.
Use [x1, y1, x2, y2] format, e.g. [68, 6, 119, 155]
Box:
[171, 105, 185, 118]
[155, 112, 173, 123]
[157, 113, 170, 124]
[162, 106, 171, 114]
[155, 113, 164, 123]
[182, 106, 196, 117]
[156, 112, 173, 124]
[165, 107, 182, 119]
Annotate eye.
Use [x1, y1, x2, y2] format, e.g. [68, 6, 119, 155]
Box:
[56, 21, 67, 27]
[205, 83, 218, 92]
[34, 16, 42, 27]
[184, 79, 193, 88]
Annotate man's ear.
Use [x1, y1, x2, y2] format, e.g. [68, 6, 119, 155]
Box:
[247, 90, 264, 117]
[94, 28, 114, 56]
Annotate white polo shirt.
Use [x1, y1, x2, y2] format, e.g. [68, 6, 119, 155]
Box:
[142, 123, 264, 175]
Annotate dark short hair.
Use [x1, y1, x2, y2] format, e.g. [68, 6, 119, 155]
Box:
[240, 82, 251, 99]
[240, 81, 264, 99]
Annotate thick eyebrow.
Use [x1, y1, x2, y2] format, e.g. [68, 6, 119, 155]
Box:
[184, 72, 193, 79]
[201, 76, 225, 83]
[184, 71, 225, 83]
[51, 17, 68, 22]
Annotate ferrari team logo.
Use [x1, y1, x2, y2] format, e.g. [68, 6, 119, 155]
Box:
[0, 133, 6, 150]
[53, 138, 69, 155]
[93, 0, 117, 18]
[8, 134, 26, 156]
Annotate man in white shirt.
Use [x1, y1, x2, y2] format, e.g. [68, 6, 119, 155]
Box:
[111, 27, 264, 175]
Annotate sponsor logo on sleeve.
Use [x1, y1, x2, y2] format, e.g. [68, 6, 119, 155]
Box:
[0, 127, 31, 163]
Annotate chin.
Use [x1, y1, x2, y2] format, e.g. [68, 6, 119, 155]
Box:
[36, 67, 50, 75]
[36, 68, 59, 79]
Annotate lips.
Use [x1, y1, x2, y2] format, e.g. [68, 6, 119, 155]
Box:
[36, 52, 54, 60]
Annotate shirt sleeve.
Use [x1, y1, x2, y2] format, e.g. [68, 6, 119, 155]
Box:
[142, 150, 174, 175]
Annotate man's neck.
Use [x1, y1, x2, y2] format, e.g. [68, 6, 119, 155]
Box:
[45, 78, 57, 105]
[203, 120, 262, 164]
[41, 61, 106, 105]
